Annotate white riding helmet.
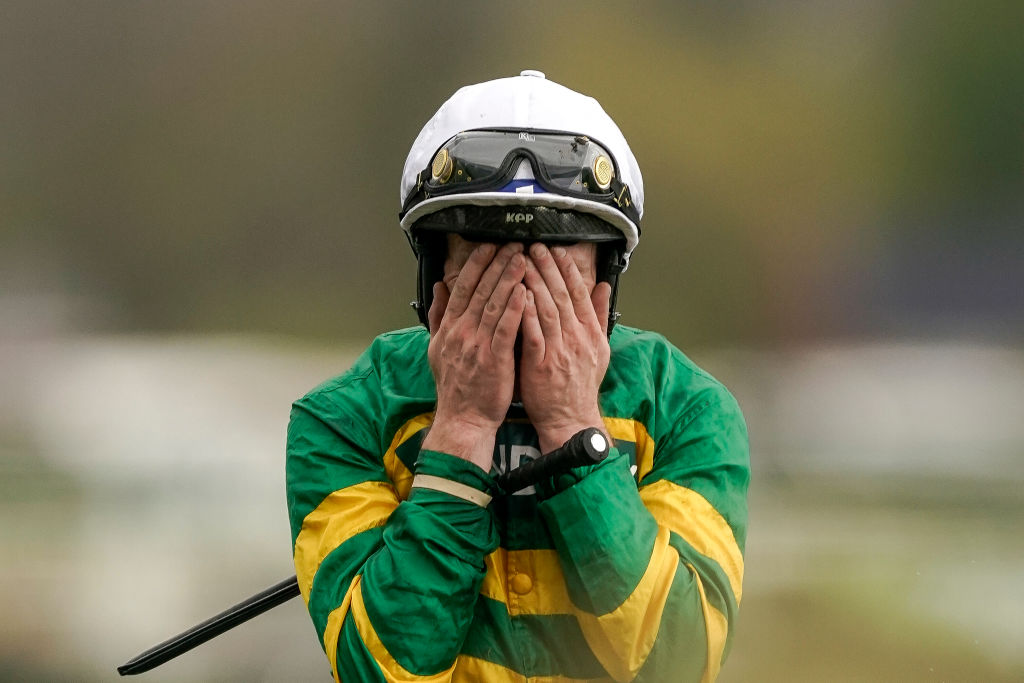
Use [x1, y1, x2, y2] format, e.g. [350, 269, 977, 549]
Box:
[398, 71, 645, 329]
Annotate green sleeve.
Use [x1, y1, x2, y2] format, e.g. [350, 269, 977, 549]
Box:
[356, 451, 499, 675]
[286, 345, 499, 680]
[537, 388, 749, 682]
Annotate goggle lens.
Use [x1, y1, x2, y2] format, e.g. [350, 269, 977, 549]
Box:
[425, 130, 617, 197]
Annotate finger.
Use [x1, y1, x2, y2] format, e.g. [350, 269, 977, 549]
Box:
[524, 255, 561, 342]
[491, 283, 527, 356]
[591, 281, 612, 337]
[529, 243, 576, 325]
[552, 245, 600, 328]
[463, 242, 524, 320]
[444, 243, 497, 319]
[520, 289, 545, 362]
[479, 251, 527, 335]
[428, 281, 450, 335]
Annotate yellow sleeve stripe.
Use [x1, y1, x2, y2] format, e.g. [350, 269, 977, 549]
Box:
[602, 417, 655, 481]
[575, 526, 678, 682]
[452, 655, 526, 682]
[639, 479, 744, 604]
[349, 578, 456, 682]
[383, 412, 434, 500]
[324, 574, 359, 683]
[686, 563, 728, 683]
[294, 480, 399, 604]
[453, 654, 610, 682]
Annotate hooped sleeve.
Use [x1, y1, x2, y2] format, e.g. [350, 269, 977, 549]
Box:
[287, 355, 499, 682]
[537, 389, 749, 683]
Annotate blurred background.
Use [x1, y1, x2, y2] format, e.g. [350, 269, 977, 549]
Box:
[1, 1, 1021, 681]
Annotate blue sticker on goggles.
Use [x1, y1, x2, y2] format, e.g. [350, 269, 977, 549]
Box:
[498, 178, 537, 194]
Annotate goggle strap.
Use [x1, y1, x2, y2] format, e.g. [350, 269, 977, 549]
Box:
[608, 179, 641, 227]
[400, 169, 431, 217]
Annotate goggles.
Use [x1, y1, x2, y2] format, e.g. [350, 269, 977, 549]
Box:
[400, 128, 639, 225]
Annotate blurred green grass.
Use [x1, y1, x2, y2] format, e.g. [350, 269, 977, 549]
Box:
[722, 479, 1023, 682]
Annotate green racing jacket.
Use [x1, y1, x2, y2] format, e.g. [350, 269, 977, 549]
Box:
[286, 324, 749, 682]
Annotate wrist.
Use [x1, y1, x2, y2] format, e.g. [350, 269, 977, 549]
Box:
[535, 414, 608, 455]
[422, 415, 497, 472]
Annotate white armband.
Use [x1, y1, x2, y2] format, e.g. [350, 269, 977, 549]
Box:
[411, 474, 492, 507]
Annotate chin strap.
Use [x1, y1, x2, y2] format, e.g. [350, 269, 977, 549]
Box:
[411, 231, 446, 328]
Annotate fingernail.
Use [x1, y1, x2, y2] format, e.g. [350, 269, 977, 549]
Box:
[509, 242, 524, 253]
[530, 243, 545, 257]
[552, 246, 567, 259]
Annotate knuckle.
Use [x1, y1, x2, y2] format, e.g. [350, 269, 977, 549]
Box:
[452, 327, 473, 347]
[491, 331, 512, 349]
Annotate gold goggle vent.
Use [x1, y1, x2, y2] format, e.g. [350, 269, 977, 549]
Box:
[431, 148, 453, 183]
[593, 155, 614, 189]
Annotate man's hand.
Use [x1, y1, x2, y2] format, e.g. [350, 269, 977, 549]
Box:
[423, 242, 527, 471]
[520, 243, 612, 454]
